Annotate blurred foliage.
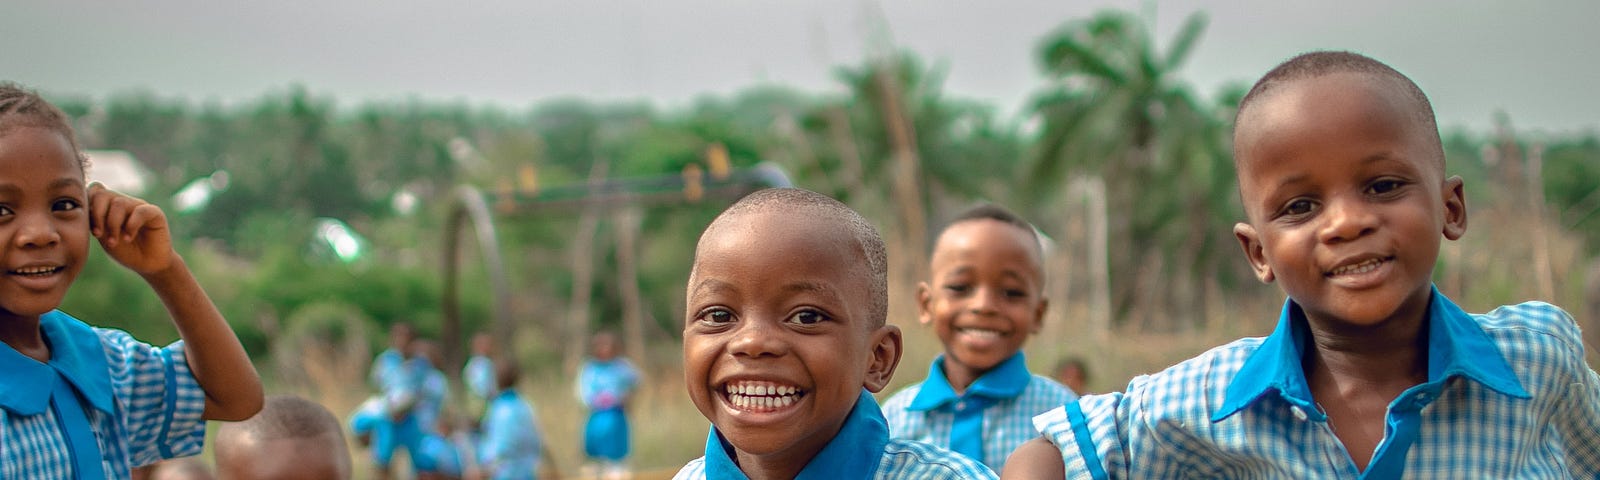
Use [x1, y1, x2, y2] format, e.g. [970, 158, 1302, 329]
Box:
[40, 7, 1600, 373]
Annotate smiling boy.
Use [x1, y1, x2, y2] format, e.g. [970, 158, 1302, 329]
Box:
[881, 205, 1075, 471]
[1004, 51, 1600, 478]
[674, 188, 995, 479]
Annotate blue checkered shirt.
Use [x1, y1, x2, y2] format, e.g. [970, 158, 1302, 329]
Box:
[0, 311, 207, 479]
[673, 390, 997, 479]
[882, 353, 1076, 471]
[1033, 289, 1600, 479]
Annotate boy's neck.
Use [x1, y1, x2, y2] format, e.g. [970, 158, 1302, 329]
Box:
[940, 357, 995, 395]
[0, 315, 49, 362]
[1302, 303, 1430, 387]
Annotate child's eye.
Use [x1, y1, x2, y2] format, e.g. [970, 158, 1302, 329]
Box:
[1367, 179, 1404, 196]
[787, 310, 830, 325]
[1004, 289, 1028, 299]
[696, 308, 735, 324]
[1280, 199, 1315, 217]
[52, 199, 81, 212]
[0, 205, 11, 216]
[942, 284, 971, 295]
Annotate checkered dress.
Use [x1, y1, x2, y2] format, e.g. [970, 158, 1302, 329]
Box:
[1, 313, 206, 479]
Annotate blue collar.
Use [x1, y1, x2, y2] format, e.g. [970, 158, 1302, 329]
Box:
[702, 389, 889, 479]
[0, 311, 115, 416]
[1212, 286, 1529, 422]
[907, 352, 1030, 411]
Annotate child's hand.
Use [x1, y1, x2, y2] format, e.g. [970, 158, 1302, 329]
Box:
[88, 183, 175, 276]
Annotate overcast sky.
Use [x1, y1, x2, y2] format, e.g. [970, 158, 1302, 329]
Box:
[7, 0, 1597, 134]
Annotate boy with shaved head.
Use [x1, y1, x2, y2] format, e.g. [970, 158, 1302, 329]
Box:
[674, 188, 996, 479]
[215, 395, 351, 480]
[1004, 51, 1600, 478]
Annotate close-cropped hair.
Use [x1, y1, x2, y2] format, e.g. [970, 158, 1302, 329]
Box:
[220, 395, 344, 442]
[707, 187, 890, 326]
[1234, 51, 1443, 158]
[944, 203, 1042, 255]
[0, 82, 87, 170]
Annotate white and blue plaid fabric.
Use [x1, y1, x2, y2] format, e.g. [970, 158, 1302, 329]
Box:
[882, 353, 1076, 471]
[1, 311, 206, 479]
[674, 390, 997, 479]
[1033, 289, 1600, 479]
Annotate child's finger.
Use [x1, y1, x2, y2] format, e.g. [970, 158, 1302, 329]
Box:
[100, 196, 132, 244]
[122, 204, 165, 241]
[87, 182, 110, 237]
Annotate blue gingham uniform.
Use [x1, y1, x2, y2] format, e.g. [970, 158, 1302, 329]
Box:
[478, 389, 541, 480]
[463, 354, 496, 400]
[673, 389, 997, 479]
[0, 310, 207, 479]
[578, 357, 639, 461]
[882, 353, 1076, 471]
[1033, 287, 1600, 479]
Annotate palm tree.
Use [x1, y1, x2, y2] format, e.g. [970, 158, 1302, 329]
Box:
[1026, 10, 1240, 331]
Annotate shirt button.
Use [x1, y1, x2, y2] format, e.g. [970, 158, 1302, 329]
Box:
[1290, 406, 1308, 421]
[955, 401, 967, 411]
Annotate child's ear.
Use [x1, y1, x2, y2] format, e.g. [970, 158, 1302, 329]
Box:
[1030, 296, 1048, 334]
[1441, 175, 1467, 240]
[862, 325, 903, 393]
[916, 282, 933, 326]
[1234, 222, 1275, 283]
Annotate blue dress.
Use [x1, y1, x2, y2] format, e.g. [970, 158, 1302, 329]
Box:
[577, 358, 639, 461]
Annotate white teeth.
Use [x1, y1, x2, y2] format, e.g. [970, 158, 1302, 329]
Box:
[961, 328, 1002, 338]
[1331, 258, 1383, 276]
[724, 380, 805, 411]
[12, 266, 57, 276]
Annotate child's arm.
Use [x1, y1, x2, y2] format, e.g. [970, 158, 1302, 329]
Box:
[89, 184, 263, 421]
[1001, 437, 1067, 480]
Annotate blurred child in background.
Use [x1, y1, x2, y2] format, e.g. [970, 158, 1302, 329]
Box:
[480, 360, 543, 480]
[214, 394, 351, 480]
[577, 331, 639, 479]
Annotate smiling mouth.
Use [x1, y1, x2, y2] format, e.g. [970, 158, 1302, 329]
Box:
[10, 266, 64, 277]
[1326, 257, 1390, 277]
[956, 327, 1007, 339]
[722, 380, 806, 412]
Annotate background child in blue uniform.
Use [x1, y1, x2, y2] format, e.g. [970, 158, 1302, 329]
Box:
[577, 330, 638, 478]
[214, 394, 352, 480]
[463, 331, 497, 408]
[673, 188, 997, 479]
[480, 360, 542, 480]
[0, 83, 263, 479]
[1004, 51, 1600, 478]
[881, 204, 1077, 472]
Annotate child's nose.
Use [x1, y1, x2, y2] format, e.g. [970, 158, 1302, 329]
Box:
[728, 319, 789, 358]
[1317, 196, 1379, 244]
[14, 214, 61, 248]
[968, 286, 1002, 314]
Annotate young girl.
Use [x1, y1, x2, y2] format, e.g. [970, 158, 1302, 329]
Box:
[577, 331, 638, 478]
[0, 83, 263, 478]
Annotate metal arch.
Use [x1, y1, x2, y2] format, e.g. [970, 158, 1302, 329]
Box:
[440, 184, 515, 375]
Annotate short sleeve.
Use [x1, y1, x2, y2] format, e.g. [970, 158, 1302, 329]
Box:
[98, 330, 207, 465]
[1033, 393, 1130, 479]
[1539, 306, 1600, 475]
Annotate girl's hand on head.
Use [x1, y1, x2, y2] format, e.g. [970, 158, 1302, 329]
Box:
[88, 182, 174, 275]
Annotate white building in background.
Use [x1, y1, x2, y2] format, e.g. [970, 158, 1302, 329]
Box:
[83, 150, 151, 195]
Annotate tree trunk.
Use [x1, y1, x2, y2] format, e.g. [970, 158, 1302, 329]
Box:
[612, 206, 648, 365]
[874, 63, 930, 285]
[564, 160, 608, 373]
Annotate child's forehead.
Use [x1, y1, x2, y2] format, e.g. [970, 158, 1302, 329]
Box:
[1235, 74, 1440, 174]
